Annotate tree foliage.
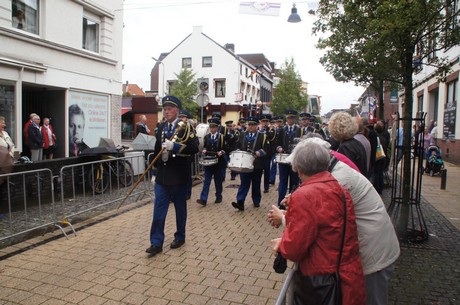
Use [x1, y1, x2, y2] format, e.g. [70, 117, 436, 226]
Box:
[270, 59, 307, 116]
[169, 68, 199, 118]
[314, 0, 460, 240]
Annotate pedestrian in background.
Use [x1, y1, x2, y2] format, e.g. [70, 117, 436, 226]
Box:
[28, 115, 43, 162]
[41, 117, 57, 160]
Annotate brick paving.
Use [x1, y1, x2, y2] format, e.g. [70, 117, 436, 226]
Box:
[0, 162, 459, 305]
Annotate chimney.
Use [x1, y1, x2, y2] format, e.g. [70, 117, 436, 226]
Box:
[225, 43, 235, 53]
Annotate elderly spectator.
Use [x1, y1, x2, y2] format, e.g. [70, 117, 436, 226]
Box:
[374, 121, 390, 194]
[0, 116, 15, 160]
[136, 114, 150, 135]
[430, 121, 438, 145]
[328, 112, 368, 176]
[271, 138, 366, 305]
[41, 117, 57, 160]
[28, 115, 43, 161]
[269, 136, 400, 305]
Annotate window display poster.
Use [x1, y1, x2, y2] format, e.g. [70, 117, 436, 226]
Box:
[68, 91, 108, 153]
[443, 100, 456, 140]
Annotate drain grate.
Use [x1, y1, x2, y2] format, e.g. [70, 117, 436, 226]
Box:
[400, 235, 446, 251]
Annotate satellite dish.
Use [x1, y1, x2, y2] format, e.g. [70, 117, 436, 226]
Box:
[196, 93, 209, 107]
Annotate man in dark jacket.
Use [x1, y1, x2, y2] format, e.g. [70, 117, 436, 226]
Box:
[28, 115, 43, 161]
[146, 96, 199, 257]
[231, 116, 269, 211]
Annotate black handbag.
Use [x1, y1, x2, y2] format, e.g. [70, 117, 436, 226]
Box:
[292, 191, 347, 305]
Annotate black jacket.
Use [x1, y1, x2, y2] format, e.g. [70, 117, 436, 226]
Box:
[236, 131, 269, 170]
[337, 138, 368, 177]
[28, 124, 43, 150]
[203, 133, 227, 169]
[153, 121, 199, 185]
[276, 125, 302, 154]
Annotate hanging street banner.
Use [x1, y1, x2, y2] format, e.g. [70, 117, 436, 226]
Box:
[239, 2, 281, 16]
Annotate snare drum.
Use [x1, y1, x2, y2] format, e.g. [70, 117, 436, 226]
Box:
[275, 153, 291, 164]
[199, 156, 218, 167]
[228, 150, 255, 173]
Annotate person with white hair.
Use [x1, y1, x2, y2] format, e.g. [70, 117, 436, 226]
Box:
[270, 138, 366, 305]
[269, 136, 400, 305]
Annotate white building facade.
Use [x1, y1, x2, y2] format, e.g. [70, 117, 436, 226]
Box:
[412, 42, 459, 163]
[152, 26, 274, 124]
[0, 0, 124, 157]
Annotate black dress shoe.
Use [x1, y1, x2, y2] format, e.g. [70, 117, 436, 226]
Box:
[145, 245, 163, 256]
[264, 190, 269, 193]
[230, 177, 236, 180]
[196, 199, 207, 206]
[254, 203, 260, 207]
[170, 239, 185, 249]
[215, 197, 223, 203]
[231, 201, 244, 211]
[269, 181, 275, 185]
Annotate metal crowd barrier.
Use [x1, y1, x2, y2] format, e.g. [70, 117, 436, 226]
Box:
[0, 168, 56, 244]
[58, 154, 151, 224]
[0, 154, 152, 246]
[275, 268, 295, 305]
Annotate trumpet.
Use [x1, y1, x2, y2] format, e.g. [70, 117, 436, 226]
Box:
[117, 121, 187, 210]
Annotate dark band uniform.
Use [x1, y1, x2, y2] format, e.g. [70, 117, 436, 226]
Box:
[232, 116, 269, 211]
[147, 96, 199, 256]
[197, 118, 227, 205]
[276, 109, 301, 206]
[259, 114, 276, 193]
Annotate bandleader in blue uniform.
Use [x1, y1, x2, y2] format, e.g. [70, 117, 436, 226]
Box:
[146, 96, 199, 256]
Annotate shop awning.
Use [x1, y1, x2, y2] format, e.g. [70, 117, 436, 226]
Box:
[121, 107, 132, 115]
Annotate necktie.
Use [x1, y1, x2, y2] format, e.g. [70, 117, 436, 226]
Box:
[250, 133, 254, 140]
[169, 123, 172, 132]
[289, 127, 292, 134]
[212, 134, 215, 141]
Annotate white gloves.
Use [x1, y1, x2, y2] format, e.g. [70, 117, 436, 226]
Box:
[162, 139, 174, 151]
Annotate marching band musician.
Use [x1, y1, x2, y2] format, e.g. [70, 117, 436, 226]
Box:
[269, 116, 284, 184]
[231, 116, 269, 211]
[259, 114, 276, 193]
[146, 96, 199, 257]
[224, 120, 239, 181]
[299, 112, 312, 136]
[211, 113, 229, 181]
[196, 118, 227, 206]
[276, 109, 301, 207]
[237, 117, 247, 132]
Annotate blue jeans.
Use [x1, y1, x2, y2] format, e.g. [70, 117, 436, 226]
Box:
[150, 183, 187, 247]
[236, 169, 263, 205]
[200, 166, 223, 202]
[278, 163, 299, 205]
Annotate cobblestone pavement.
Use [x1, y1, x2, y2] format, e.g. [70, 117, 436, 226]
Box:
[0, 163, 459, 304]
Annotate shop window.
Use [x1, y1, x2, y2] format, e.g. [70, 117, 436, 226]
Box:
[83, 17, 99, 53]
[12, 0, 39, 34]
[0, 83, 16, 144]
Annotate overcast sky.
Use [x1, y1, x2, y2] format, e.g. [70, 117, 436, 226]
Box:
[121, 0, 365, 115]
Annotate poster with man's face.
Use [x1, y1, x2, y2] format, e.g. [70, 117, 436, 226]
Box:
[68, 91, 108, 156]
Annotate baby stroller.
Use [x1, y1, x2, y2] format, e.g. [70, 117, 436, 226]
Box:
[424, 145, 444, 176]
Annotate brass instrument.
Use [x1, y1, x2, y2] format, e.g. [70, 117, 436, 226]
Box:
[117, 121, 187, 210]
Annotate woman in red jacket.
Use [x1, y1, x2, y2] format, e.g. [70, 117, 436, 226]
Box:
[41, 117, 57, 159]
[271, 139, 365, 305]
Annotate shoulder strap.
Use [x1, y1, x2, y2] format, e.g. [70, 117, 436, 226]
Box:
[337, 190, 347, 272]
[328, 155, 339, 172]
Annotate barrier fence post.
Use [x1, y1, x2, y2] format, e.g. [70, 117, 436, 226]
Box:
[440, 169, 447, 190]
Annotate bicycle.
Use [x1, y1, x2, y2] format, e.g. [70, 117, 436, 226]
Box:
[79, 142, 134, 194]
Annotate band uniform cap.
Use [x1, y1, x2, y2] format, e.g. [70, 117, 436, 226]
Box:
[276, 116, 284, 122]
[208, 118, 220, 126]
[212, 113, 222, 119]
[299, 112, 312, 119]
[247, 116, 259, 125]
[162, 96, 182, 109]
[260, 114, 272, 121]
[225, 120, 234, 126]
[285, 109, 298, 117]
[179, 110, 190, 118]
[238, 117, 247, 123]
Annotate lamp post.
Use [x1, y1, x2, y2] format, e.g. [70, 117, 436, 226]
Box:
[151, 57, 164, 97]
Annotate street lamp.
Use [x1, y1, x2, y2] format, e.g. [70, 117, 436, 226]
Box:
[151, 57, 164, 97]
[287, 4, 301, 23]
